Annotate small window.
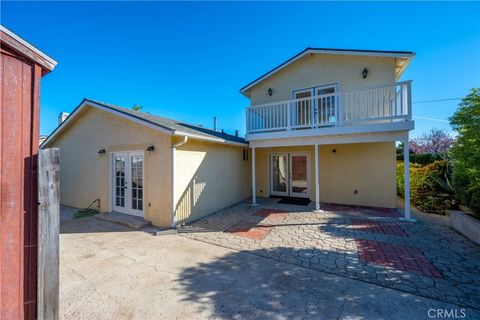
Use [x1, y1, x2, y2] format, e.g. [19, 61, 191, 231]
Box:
[243, 149, 249, 161]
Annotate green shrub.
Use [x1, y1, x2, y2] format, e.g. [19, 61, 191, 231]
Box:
[396, 160, 456, 214]
[396, 153, 443, 166]
[449, 88, 480, 218]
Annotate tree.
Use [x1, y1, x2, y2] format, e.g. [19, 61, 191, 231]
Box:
[449, 88, 480, 217]
[409, 128, 455, 155]
[132, 104, 143, 112]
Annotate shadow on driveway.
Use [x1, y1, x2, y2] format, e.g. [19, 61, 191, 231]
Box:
[176, 247, 480, 320]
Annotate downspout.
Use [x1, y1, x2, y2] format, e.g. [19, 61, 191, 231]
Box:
[171, 136, 188, 227]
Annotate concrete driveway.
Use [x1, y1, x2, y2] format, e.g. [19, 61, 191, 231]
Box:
[60, 206, 480, 319]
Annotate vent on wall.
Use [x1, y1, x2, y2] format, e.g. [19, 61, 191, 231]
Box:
[243, 149, 248, 161]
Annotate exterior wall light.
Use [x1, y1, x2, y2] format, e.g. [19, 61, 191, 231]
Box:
[267, 88, 273, 96]
[362, 68, 368, 79]
[146, 145, 155, 152]
[332, 149, 337, 154]
[98, 149, 106, 155]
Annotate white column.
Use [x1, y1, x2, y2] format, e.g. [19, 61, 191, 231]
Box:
[314, 144, 321, 211]
[401, 136, 415, 222]
[251, 147, 257, 206]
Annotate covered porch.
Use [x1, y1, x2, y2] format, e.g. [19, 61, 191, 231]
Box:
[249, 131, 414, 221]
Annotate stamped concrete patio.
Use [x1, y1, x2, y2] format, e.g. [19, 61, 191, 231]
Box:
[179, 198, 480, 310]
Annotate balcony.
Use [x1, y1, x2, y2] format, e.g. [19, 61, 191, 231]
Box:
[246, 81, 412, 139]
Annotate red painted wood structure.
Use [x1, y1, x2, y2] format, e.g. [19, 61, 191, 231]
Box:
[1, 25, 57, 320]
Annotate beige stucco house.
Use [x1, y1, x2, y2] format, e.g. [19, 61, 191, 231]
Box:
[42, 99, 251, 227]
[43, 47, 416, 228]
[242, 48, 415, 220]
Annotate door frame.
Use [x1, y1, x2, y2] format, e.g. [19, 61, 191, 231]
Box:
[269, 152, 310, 198]
[270, 153, 289, 197]
[289, 152, 310, 198]
[109, 150, 145, 217]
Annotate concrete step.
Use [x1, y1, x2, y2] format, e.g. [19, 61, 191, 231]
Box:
[95, 212, 151, 230]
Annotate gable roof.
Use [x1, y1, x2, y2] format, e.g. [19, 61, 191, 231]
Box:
[240, 47, 415, 97]
[42, 98, 247, 148]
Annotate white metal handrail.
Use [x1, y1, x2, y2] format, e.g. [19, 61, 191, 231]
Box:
[246, 81, 412, 134]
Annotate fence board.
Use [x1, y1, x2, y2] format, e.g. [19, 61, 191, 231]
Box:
[37, 148, 60, 320]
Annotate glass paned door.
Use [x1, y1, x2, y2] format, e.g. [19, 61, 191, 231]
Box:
[113, 154, 127, 213]
[289, 154, 308, 197]
[271, 154, 289, 196]
[112, 152, 144, 217]
[294, 89, 313, 127]
[130, 154, 144, 213]
[270, 153, 309, 198]
[315, 84, 338, 124]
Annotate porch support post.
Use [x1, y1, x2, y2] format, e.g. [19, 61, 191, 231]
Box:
[314, 144, 323, 212]
[251, 146, 258, 206]
[400, 135, 416, 222]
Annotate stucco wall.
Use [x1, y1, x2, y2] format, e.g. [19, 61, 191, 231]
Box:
[50, 106, 173, 227]
[249, 54, 396, 105]
[254, 142, 397, 208]
[174, 139, 251, 224]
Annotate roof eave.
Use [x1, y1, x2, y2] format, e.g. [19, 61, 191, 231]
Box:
[240, 48, 415, 96]
[0, 25, 57, 73]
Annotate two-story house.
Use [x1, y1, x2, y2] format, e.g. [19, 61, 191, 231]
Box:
[42, 47, 415, 228]
[242, 48, 415, 220]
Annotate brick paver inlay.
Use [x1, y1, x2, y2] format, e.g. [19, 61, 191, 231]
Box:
[225, 221, 273, 240]
[180, 199, 480, 309]
[356, 239, 442, 278]
[252, 208, 289, 220]
[352, 219, 407, 237]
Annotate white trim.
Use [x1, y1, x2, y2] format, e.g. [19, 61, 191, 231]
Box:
[110, 150, 145, 218]
[41, 100, 248, 149]
[269, 153, 289, 197]
[269, 152, 310, 198]
[402, 135, 412, 221]
[314, 144, 320, 211]
[42, 100, 173, 148]
[288, 153, 310, 198]
[0, 25, 57, 69]
[250, 130, 409, 148]
[246, 121, 414, 142]
[173, 130, 248, 147]
[240, 48, 414, 95]
[251, 147, 257, 205]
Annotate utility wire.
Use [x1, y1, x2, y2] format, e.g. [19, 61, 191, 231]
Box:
[413, 98, 461, 104]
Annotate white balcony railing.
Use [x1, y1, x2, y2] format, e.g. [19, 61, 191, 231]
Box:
[246, 81, 412, 134]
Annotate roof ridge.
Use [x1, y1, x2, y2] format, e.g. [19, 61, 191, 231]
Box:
[83, 98, 242, 139]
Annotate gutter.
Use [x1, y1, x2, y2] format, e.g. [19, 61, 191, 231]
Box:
[171, 136, 189, 227]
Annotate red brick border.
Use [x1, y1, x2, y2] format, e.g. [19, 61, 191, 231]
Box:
[252, 208, 289, 220]
[224, 221, 273, 240]
[356, 239, 442, 278]
[352, 219, 407, 237]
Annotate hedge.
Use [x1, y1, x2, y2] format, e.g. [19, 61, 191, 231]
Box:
[396, 160, 456, 214]
[396, 153, 443, 166]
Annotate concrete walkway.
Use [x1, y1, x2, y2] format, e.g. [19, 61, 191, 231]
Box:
[180, 198, 480, 310]
[60, 206, 480, 319]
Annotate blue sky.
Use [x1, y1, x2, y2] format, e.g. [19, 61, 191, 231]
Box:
[2, 1, 479, 137]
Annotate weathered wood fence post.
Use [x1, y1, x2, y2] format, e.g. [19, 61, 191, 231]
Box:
[38, 148, 60, 320]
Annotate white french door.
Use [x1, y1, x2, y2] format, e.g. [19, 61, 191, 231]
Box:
[112, 152, 144, 217]
[270, 153, 309, 198]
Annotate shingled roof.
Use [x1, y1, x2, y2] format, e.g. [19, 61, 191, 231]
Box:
[42, 98, 247, 147]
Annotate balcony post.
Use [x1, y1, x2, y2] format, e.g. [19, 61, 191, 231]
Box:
[314, 143, 323, 213]
[407, 81, 412, 120]
[400, 134, 416, 222]
[251, 146, 258, 206]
